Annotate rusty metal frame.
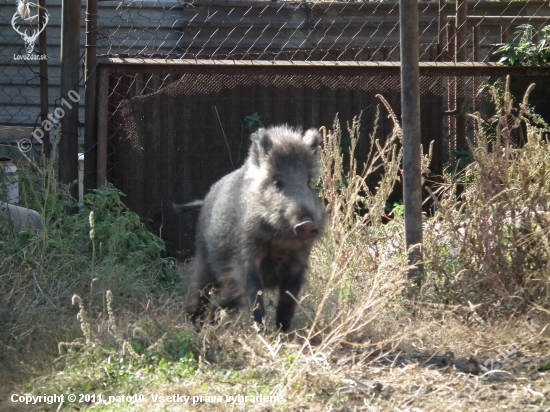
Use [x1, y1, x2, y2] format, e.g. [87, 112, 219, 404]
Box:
[95, 58, 550, 184]
[95, 58, 550, 186]
[98, 58, 550, 76]
[448, 15, 550, 26]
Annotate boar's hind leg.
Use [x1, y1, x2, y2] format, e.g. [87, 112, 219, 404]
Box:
[207, 262, 245, 315]
[185, 259, 215, 320]
[276, 264, 306, 332]
[215, 275, 243, 312]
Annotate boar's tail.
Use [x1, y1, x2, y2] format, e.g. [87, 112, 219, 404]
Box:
[173, 200, 204, 214]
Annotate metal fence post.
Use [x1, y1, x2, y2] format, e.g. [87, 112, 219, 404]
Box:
[84, 0, 98, 194]
[400, 0, 423, 281]
[455, 0, 467, 153]
[96, 66, 109, 188]
[38, 0, 49, 159]
[59, 0, 81, 200]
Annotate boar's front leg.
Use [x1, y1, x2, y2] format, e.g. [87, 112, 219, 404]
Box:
[276, 263, 307, 332]
[245, 258, 266, 325]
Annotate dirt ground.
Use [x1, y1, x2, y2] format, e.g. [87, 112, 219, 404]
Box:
[291, 306, 550, 412]
[1, 307, 549, 412]
[328, 337, 550, 411]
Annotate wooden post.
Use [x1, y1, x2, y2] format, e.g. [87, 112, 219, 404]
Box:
[473, 23, 481, 62]
[84, 0, 98, 194]
[400, 0, 423, 281]
[59, 0, 81, 200]
[502, 23, 510, 44]
[38, 0, 50, 159]
[447, 17, 456, 62]
[97, 66, 109, 188]
[438, 0, 445, 61]
[456, 0, 468, 62]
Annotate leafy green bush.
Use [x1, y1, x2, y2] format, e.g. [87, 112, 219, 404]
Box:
[496, 24, 550, 66]
[0, 151, 183, 398]
[71, 185, 166, 267]
[2, 171, 176, 282]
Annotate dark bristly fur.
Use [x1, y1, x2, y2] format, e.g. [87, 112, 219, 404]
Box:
[175, 125, 326, 331]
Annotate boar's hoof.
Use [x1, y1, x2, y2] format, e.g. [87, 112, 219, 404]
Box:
[294, 221, 319, 239]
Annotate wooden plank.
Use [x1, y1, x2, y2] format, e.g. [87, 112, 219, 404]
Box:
[183, 0, 418, 12]
[178, 35, 424, 52]
[260, 80, 274, 125]
[0, 127, 34, 142]
[473, 24, 481, 62]
[306, 85, 321, 131]
[58, 0, 81, 199]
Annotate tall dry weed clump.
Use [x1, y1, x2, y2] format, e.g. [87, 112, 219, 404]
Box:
[424, 77, 550, 310]
[305, 101, 430, 349]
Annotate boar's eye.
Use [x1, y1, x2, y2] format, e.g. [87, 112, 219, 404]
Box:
[307, 176, 313, 187]
[273, 178, 285, 190]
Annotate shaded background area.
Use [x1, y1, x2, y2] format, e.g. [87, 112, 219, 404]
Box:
[105, 70, 493, 257]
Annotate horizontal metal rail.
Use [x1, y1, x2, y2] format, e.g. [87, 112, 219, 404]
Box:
[98, 58, 550, 76]
[448, 15, 550, 25]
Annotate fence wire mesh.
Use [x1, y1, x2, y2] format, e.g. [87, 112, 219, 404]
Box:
[97, 0, 550, 63]
[0, 0, 86, 159]
[2, 0, 550, 133]
[92, 0, 550, 256]
[0, 0, 45, 147]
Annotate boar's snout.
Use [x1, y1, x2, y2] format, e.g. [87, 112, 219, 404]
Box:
[294, 221, 319, 239]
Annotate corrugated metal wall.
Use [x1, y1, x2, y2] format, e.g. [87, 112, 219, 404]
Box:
[0, 0, 182, 130]
[2, 0, 550, 131]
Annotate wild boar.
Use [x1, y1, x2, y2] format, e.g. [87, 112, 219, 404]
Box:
[177, 125, 326, 331]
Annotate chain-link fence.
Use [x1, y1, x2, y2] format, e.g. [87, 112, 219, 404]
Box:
[97, 0, 550, 62]
[88, 0, 550, 255]
[3, 0, 550, 252]
[0, 0, 47, 156]
[2, 0, 550, 129]
[0, 0, 87, 162]
[2, 0, 549, 148]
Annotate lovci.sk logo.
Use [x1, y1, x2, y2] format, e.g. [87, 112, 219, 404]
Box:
[12, 0, 49, 60]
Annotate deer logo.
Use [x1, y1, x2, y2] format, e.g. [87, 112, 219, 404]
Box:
[11, 0, 49, 55]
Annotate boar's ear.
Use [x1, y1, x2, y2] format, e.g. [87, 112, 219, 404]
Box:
[303, 128, 321, 154]
[250, 128, 273, 163]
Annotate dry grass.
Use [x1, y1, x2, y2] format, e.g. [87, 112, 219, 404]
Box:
[421, 77, 550, 312]
[1, 82, 550, 411]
